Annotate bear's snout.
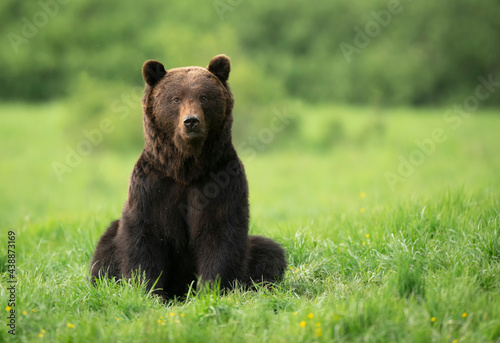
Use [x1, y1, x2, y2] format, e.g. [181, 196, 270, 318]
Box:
[178, 100, 206, 140]
[183, 115, 200, 131]
[181, 114, 205, 139]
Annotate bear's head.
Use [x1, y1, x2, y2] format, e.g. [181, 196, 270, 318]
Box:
[141, 55, 235, 182]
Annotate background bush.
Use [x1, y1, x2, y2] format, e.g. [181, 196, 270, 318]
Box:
[2, 0, 499, 106]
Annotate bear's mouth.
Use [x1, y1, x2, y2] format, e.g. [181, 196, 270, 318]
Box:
[174, 129, 207, 158]
[183, 130, 206, 141]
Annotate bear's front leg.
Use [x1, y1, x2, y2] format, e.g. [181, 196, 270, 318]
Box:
[114, 219, 168, 298]
[187, 164, 250, 289]
[192, 221, 249, 289]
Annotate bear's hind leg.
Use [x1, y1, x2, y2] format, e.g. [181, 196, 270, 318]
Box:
[89, 220, 121, 283]
[245, 235, 287, 285]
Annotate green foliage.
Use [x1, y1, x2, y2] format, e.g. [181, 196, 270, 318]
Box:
[234, 0, 500, 105]
[2, 0, 499, 106]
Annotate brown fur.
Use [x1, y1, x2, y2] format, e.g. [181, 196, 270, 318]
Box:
[89, 55, 287, 299]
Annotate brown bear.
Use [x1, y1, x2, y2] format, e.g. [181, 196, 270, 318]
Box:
[89, 55, 287, 299]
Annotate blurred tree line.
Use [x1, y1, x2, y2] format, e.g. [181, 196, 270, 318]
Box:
[2, 0, 499, 106]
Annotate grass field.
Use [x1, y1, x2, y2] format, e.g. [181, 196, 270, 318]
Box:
[1, 102, 499, 342]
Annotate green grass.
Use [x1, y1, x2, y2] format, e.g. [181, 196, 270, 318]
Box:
[1, 102, 499, 342]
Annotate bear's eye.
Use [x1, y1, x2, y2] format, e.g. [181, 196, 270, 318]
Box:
[200, 95, 207, 102]
[173, 97, 181, 104]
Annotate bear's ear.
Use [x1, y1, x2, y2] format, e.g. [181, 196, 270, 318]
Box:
[207, 54, 231, 84]
[142, 60, 167, 87]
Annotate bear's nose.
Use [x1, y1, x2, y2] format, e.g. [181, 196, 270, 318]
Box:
[183, 116, 200, 130]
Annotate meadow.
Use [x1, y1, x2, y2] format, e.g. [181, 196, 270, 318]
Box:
[1, 102, 499, 342]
